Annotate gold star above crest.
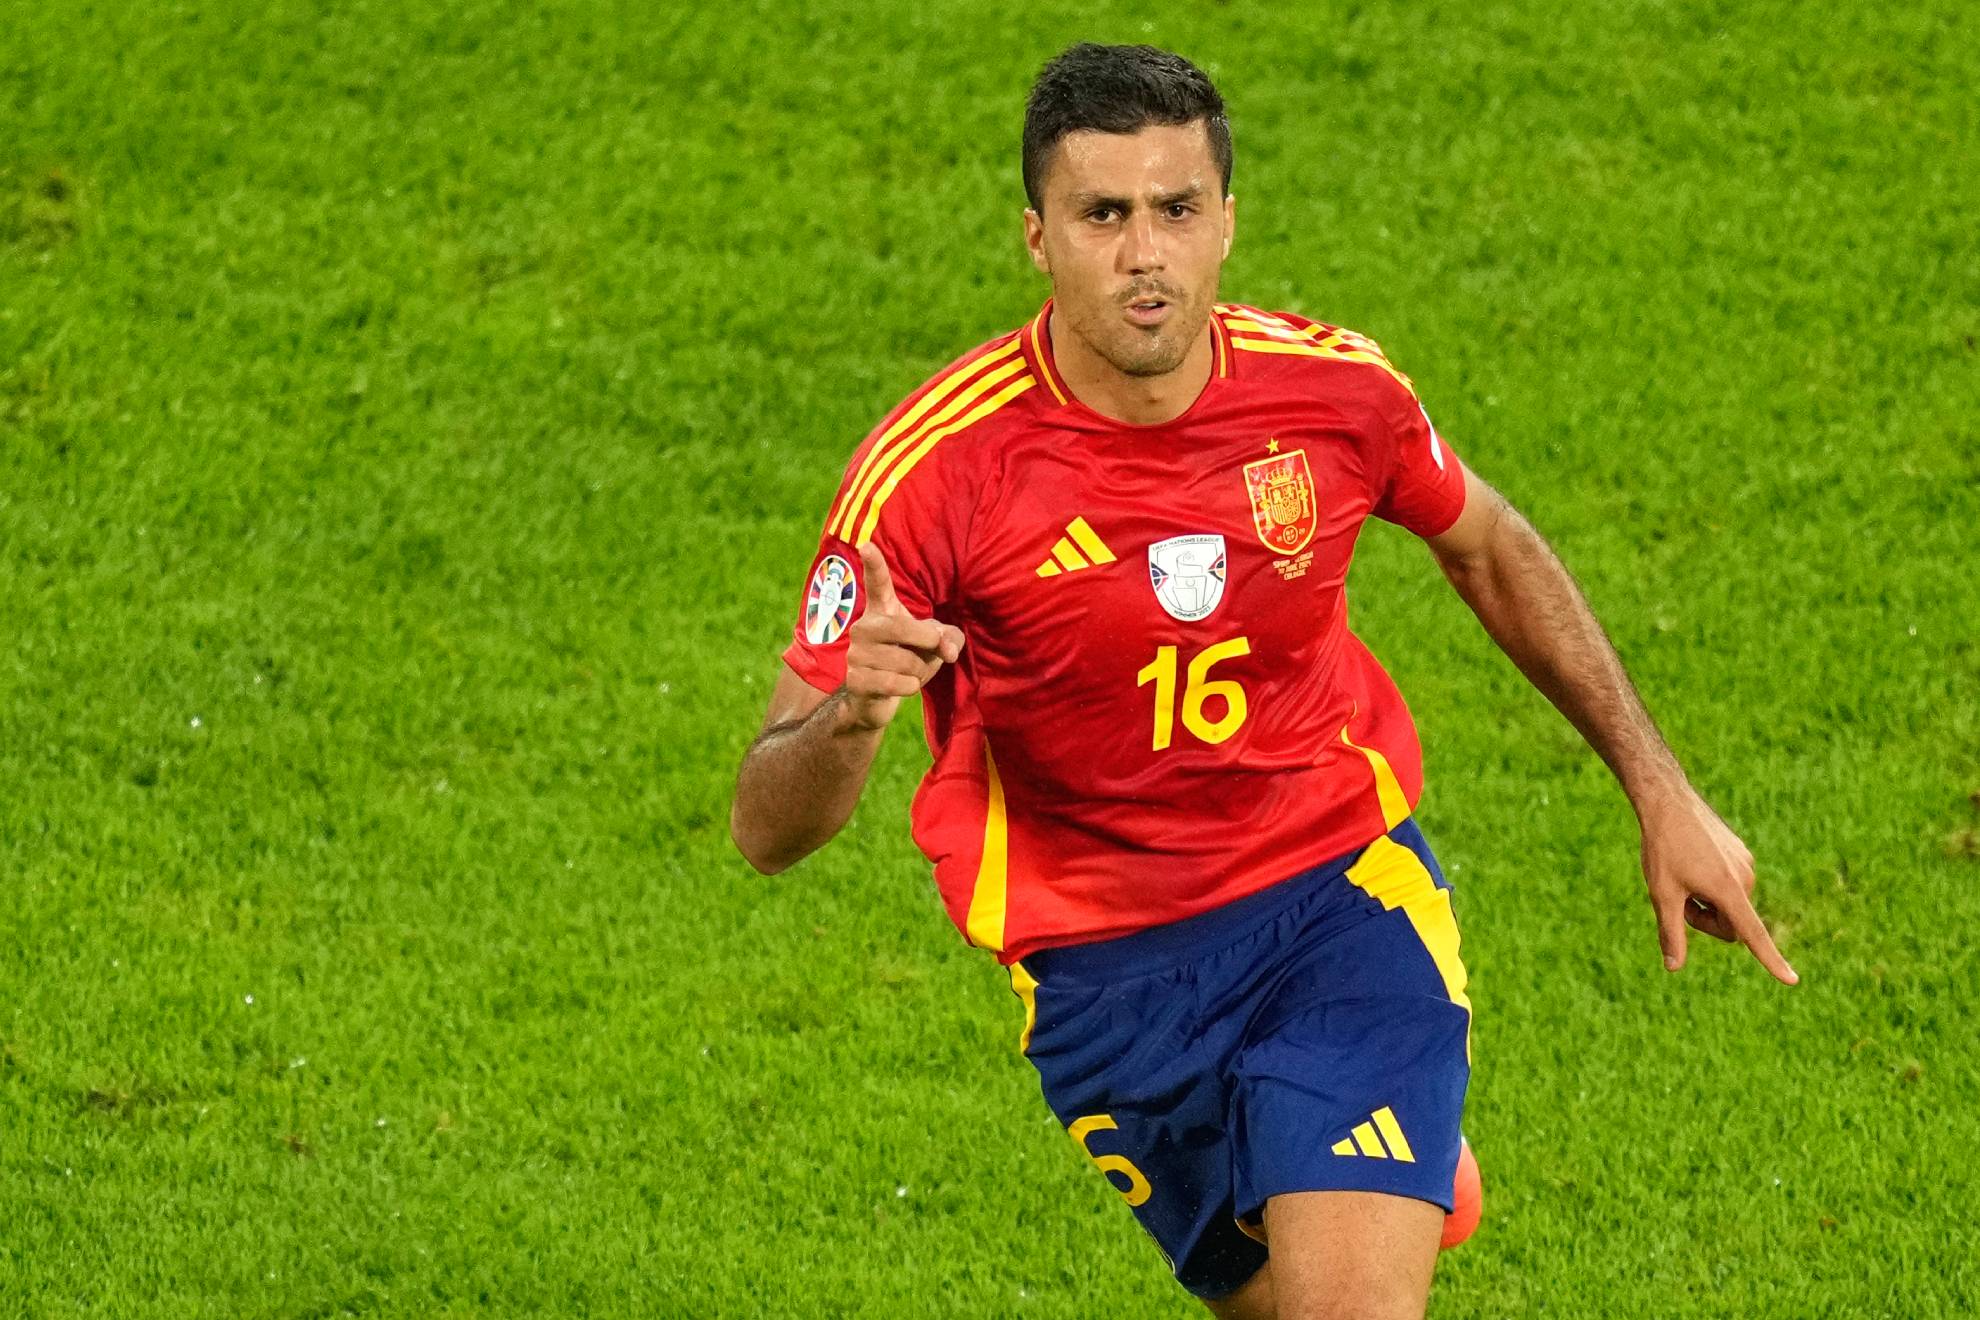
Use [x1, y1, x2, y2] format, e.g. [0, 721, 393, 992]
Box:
[1265, 438, 1281, 454]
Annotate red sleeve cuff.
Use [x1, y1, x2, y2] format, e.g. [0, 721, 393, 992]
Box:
[782, 636, 845, 695]
[1414, 477, 1467, 538]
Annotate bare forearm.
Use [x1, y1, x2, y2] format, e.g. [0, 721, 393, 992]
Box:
[731, 691, 884, 874]
[731, 547, 966, 874]
[1423, 471, 1795, 982]
[1435, 505, 1683, 807]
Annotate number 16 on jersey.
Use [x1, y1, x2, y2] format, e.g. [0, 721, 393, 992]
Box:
[1136, 636, 1251, 751]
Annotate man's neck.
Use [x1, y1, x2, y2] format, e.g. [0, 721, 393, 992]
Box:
[1047, 308, 1214, 428]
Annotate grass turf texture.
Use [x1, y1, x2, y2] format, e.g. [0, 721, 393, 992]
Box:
[3, 2, 1976, 1315]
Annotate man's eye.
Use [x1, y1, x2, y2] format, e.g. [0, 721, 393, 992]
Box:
[1167, 204, 1192, 219]
[1089, 208, 1117, 223]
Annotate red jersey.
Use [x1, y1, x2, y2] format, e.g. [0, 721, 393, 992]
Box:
[784, 300, 1468, 963]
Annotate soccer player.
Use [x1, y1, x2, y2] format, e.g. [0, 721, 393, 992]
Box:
[730, 43, 1796, 1320]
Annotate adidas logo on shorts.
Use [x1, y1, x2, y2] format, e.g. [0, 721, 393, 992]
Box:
[1329, 1105, 1416, 1162]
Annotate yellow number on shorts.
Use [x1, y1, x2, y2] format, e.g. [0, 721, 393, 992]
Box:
[1135, 636, 1250, 751]
[1067, 1114, 1152, 1207]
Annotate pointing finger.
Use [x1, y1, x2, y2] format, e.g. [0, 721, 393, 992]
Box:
[1726, 891, 1800, 987]
[856, 541, 899, 614]
[936, 622, 965, 664]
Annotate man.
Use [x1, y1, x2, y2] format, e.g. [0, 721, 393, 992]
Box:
[731, 43, 1796, 1320]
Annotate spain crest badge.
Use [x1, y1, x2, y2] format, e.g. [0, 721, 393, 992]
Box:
[1242, 448, 1317, 555]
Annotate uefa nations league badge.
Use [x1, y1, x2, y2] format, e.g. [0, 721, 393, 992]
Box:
[1147, 534, 1227, 622]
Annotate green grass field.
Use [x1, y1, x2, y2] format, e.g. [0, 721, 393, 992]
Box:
[4, 2, 1977, 1315]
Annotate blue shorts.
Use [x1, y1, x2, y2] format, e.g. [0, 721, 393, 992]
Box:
[1016, 818, 1471, 1300]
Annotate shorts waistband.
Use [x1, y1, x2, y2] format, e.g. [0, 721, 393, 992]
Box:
[1022, 839, 1377, 983]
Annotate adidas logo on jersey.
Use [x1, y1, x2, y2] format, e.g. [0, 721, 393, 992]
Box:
[1034, 517, 1117, 577]
[1330, 1106, 1416, 1163]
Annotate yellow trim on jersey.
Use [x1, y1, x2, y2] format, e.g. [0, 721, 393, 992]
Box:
[828, 338, 1024, 538]
[1339, 723, 1411, 830]
[1009, 960, 1039, 1053]
[1221, 306, 1415, 393]
[1064, 516, 1116, 564]
[852, 373, 1035, 543]
[1344, 834, 1472, 1019]
[1224, 319, 1383, 358]
[964, 741, 1009, 951]
[1028, 310, 1069, 405]
[1351, 1121, 1387, 1157]
[833, 352, 1029, 540]
[1222, 311, 1374, 343]
[1228, 336, 1418, 395]
[1227, 323, 1384, 362]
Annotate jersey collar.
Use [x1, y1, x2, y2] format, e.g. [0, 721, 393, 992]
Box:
[1022, 298, 1236, 416]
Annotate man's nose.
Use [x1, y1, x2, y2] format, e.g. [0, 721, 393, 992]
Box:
[1120, 211, 1165, 274]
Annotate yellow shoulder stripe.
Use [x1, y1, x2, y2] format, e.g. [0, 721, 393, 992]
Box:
[1220, 308, 1405, 386]
[832, 352, 1028, 540]
[1223, 315, 1382, 355]
[1222, 305, 1294, 330]
[851, 373, 1035, 544]
[1229, 335, 1417, 396]
[828, 338, 1024, 538]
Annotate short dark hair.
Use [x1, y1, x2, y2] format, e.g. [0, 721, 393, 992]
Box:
[1022, 44, 1233, 214]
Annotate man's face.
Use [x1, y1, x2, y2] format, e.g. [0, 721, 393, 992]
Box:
[1024, 122, 1234, 379]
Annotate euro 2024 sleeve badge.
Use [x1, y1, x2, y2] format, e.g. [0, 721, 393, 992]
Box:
[1148, 534, 1227, 622]
[1242, 448, 1317, 556]
[804, 553, 856, 644]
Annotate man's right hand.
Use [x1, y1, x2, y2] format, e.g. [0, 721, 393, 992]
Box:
[837, 541, 965, 732]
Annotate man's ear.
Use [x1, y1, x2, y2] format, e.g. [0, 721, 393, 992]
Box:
[1023, 208, 1051, 276]
[1222, 194, 1236, 261]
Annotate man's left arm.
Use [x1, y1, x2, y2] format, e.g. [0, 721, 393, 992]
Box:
[1425, 465, 1799, 986]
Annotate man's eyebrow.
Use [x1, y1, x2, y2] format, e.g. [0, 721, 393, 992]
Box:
[1065, 190, 1132, 211]
[1153, 184, 1207, 207]
[1064, 183, 1208, 212]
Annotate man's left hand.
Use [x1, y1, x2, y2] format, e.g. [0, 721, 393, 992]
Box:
[1639, 787, 1799, 986]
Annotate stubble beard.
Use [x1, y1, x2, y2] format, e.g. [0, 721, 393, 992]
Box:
[1085, 291, 1213, 379]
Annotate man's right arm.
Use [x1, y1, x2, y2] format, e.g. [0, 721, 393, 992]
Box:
[730, 543, 964, 875]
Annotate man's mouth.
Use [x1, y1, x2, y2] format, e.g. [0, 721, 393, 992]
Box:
[1123, 294, 1173, 328]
